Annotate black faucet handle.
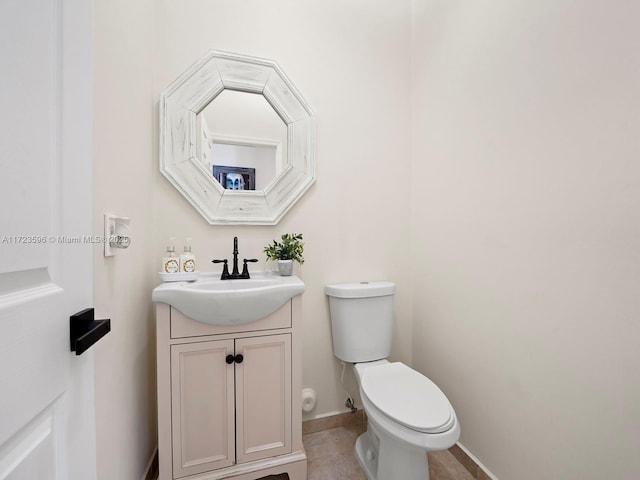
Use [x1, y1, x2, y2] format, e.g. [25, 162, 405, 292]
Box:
[212, 259, 230, 280]
[240, 258, 259, 279]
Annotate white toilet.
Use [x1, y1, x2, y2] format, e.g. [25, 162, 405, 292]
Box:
[325, 281, 460, 480]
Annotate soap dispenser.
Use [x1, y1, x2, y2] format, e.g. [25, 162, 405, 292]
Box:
[162, 238, 179, 274]
[179, 238, 196, 273]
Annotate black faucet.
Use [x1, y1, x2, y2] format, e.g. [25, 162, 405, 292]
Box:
[212, 236, 258, 280]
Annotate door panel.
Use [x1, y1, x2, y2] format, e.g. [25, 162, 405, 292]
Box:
[0, 403, 60, 480]
[235, 334, 292, 463]
[171, 340, 235, 478]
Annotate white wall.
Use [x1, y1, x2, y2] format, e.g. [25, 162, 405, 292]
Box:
[93, 1, 157, 478]
[93, 1, 412, 478]
[411, 1, 640, 478]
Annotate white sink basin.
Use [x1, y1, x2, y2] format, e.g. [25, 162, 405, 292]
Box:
[152, 272, 305, 325]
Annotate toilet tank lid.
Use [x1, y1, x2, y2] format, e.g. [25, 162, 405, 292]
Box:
[325, 281, 395, 298]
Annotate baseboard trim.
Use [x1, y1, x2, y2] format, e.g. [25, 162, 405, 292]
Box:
[450, 442, 498, 480]
[302, 409, 366, 435]
[142, 447, 159, 480]
[304, 408, 353, 420]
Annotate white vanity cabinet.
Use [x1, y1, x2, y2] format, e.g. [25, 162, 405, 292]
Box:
[156, 296, 306, 480]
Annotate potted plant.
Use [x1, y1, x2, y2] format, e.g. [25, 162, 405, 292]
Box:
[263, 233, 305, 276]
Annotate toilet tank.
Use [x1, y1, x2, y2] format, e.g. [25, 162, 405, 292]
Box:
[325, 281, 395, 363]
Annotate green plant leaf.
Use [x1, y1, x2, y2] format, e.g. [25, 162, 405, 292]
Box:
[263, 233, 305, 264]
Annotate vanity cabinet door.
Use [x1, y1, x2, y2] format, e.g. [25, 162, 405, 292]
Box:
[171, 340, 235, 478]
[235, 334, 292, 464]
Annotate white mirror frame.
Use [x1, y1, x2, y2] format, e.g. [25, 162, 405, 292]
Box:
[159, 50, 316, 225]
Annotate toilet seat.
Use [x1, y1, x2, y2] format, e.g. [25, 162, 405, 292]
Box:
[359, 362, 455, 434]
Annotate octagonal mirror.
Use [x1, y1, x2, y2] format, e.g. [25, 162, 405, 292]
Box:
[159, 51, 316, 225]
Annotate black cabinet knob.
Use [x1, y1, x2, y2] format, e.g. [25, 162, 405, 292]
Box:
[234, 354, 244, 364]
[225, 354, 234, 364]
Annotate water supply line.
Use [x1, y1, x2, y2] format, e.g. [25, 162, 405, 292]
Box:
[341, 362, 358, 413]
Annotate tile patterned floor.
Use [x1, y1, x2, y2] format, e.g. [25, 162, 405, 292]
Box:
[154, 413, 479, 479]
[263, 412, 476, 480]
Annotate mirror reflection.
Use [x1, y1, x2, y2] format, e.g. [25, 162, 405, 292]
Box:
[196, 90, 287, 191]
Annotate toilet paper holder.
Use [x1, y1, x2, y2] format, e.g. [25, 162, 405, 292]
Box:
[302, 388, 317, 413]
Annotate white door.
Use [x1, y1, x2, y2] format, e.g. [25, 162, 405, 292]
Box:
[0, 0, 96, 479]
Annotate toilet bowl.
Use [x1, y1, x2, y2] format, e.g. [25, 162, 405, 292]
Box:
[325, 281, 460, 480]
[353, 360, 460, 480]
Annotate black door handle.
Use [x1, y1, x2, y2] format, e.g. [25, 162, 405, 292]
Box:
[70, 308, 110, 356]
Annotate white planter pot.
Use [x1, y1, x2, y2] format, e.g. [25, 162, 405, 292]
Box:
[277, 259, 293, 276]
